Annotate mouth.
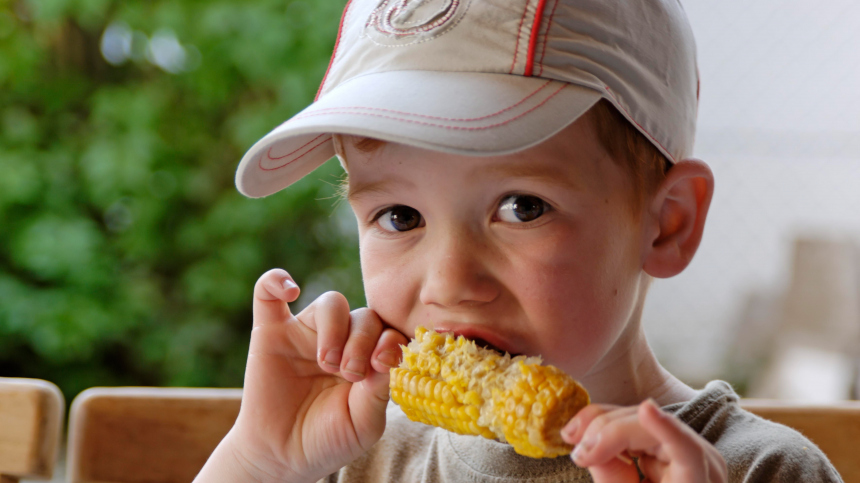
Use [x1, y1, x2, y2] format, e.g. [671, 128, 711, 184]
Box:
[433, 325, 523, 357]
[469, 338, 520, 356]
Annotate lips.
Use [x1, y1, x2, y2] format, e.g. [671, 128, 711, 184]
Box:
[433, 325, 522, 357]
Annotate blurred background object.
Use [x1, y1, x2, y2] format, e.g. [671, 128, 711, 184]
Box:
[0, 0, 859, 424]
[0, 0, 362, 404]
[642, 0, 860, 399]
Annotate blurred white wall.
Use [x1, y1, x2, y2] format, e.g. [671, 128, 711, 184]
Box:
[644, 0, 860, 383]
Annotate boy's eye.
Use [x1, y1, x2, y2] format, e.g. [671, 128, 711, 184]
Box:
[497, 195, 547, 223]
[377, 205, 423, 232]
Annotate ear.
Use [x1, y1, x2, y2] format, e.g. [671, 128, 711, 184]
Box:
[642, 158, 714, 278]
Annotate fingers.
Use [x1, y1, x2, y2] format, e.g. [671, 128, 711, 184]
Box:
[370, 327, 409, 373]
[334, 314, 408, 451]
[637, 400, 728, 483]
[252, 269, 301, 328]
[346, 324, 407, 450]
[338, 308, 385, 382]
[305, 291, 352, 374]
[570, 409, 659, 467]
[565, 400, 728, 483]
[561, 403, 629, 446]
[303, 297, 406, 382]
[585, 456, 642, 483]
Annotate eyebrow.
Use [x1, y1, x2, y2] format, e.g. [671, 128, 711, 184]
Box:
[346, 161, 580, 202]
[487, 163, 581, 191]
[347, 176, 417, 203]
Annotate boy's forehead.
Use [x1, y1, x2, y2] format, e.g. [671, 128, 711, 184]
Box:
[345, 121, 612, 198]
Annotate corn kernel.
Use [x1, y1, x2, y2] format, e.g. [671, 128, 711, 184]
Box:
[390, 326, 589, 458]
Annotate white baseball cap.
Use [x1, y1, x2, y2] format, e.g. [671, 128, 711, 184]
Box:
[236, 0, 698, 198]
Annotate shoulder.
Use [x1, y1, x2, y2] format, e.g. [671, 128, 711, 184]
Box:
[667, 381, 843, 483]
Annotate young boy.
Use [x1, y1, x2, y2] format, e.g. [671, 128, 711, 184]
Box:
[195, 0, 841, 481]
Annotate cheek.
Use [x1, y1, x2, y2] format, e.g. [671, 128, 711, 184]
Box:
[510, 217, 642, 375]
[359, 238, 417, 327]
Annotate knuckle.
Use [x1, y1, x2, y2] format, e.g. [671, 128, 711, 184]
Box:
[349, 307, 378, 321]
[260, 268, 288, 281]
[590, 412, 614, 431]
[316, 291, 350, 312]
[577, 404, 604, 422]
[382, 326, 409, 345]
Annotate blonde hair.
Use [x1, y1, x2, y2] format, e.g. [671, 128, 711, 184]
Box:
[583, 99, 669, 209]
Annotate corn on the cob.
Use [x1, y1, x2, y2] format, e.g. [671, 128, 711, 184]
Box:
[389, 326, 590, 458]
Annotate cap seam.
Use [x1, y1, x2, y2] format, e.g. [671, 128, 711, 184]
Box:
[524, 0, 550, 76]
[537, 0, 562, 77]
[288, 83, 568, 132]
[297, 80, 554, 123]
[316, 0, 356, 101]
[264, 133, 330, 160]
[508, 1, 532, 74]
[258, 134, 331, 172]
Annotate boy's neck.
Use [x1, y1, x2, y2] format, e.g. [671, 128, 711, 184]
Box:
[580, 324, 697, 407]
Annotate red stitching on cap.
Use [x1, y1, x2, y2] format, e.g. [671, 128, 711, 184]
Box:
[537, 0, 561, 77]
[257, 84, 568, 173]
[509, 2, 531, 74]
[295, 80, 553, 123]
[266, 133, 329, 159]
[290, 84, 567, 131]
[602, 86, 678, 164]
[258, 136, 332, 171]
[316, 0, 354, 101]
[524, 0, 548, 77]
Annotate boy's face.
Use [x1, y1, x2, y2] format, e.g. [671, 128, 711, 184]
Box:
[345, 116, 651, 380]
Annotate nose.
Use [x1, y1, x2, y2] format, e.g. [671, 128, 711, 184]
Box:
[418, 230, 500, 308]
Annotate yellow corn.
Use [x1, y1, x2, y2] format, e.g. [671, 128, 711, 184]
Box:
[390, 326, 590, 458]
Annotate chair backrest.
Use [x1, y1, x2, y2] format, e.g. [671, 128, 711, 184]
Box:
[741, 399, 860, 481]
[67, 387, 242, 483]
[0, 377, 64, 483]
[63, 389, 859, 482]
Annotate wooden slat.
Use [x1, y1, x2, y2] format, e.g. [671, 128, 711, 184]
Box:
[67, 387, 242, 483]
[0, 378, 65, 482]
[741, 399, 860, 482]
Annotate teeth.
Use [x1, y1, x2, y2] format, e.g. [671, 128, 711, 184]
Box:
[472, 338, 506, 355]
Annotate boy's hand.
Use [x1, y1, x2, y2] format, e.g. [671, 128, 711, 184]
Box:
[561, 399, 727, 483]
[204, 269, 407, 483]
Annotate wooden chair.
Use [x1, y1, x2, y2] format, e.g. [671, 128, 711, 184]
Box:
[0, 377, 64, 483]
[66, 387, 241, 483]
[64, 388, 860, 482]
[741, 399, 860, 481]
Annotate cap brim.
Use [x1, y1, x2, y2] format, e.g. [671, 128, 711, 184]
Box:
[236, 70, 602, 198]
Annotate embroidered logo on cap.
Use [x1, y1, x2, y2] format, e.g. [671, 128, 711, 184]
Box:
[365, 0, 471, 46]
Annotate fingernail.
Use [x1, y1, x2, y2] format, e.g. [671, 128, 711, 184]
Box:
[572, 434, 598, 464]
[344, 357, 366, 377]
[616, 452, 634, 465]
[377, 350, 399, 369]
[323, 349, 341, 367]
[283, 279, 298, 290]
[561, 419, 579, 439]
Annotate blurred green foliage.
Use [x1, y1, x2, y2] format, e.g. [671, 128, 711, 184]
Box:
[0, 0, 361, 402]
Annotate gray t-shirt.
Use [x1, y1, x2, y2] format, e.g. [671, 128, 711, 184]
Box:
[322, 380, 841, 482]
